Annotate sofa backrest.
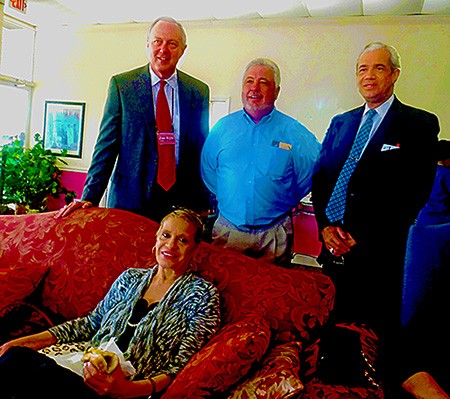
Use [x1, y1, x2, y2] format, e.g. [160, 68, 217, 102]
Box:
[0, 208, 158, 320]
[0, 207, 334, 343]
[192, 243, 334, 343]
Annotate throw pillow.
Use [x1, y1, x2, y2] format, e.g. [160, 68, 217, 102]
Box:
[228, 341, 304, 399]
[161, 314, 271, 399]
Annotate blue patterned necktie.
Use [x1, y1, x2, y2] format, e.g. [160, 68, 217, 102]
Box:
[325, 109, 377, 223]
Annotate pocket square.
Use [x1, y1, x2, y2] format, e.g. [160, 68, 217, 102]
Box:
[381, 143, 400, 152]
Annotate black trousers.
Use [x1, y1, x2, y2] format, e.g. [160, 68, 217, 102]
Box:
[0, 346, 100, 399]
[319, 238, 406, 398]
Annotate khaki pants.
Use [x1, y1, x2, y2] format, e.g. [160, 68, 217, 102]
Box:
[212, 214, 293, 265]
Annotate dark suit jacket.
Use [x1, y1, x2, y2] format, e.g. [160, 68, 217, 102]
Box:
[312, 97, 439, 246]
[82, 64, 210, 217]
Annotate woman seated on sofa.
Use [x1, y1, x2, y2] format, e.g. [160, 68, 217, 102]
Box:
[0, 208, 221, 399]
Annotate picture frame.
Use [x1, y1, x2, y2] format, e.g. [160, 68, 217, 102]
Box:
[43, 101, 85, 158]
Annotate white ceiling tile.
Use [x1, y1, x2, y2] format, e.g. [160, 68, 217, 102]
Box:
[127, 1, 215, 23]
[257, 0, 309, 18]
[303, 0, 362, 17]
[363, 0, 424, 15]
[207, 0, 256, 19]
[422, 0, 450, 14]
[8, 0, 450, 27]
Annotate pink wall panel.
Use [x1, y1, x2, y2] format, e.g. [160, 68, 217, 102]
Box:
[47, 170, 87, 211]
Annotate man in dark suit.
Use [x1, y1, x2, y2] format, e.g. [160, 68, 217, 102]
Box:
[59, 17, 210, 222]
[312, 42, 440, 394]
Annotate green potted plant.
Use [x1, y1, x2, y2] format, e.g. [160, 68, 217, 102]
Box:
[0, 133, 76, 214]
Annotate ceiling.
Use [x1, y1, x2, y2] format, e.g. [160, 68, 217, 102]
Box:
[5, 0, 450, 27]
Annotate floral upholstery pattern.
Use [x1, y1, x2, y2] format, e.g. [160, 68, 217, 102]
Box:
[228, 341, 304, 399]
[0, 208, 383, 398]
[192, 244, 335, 343]
[162, 314, 271, 399]
[0, 209, 158, 320]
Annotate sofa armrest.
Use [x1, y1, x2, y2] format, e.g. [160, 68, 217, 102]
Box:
[0, 300, 56, 344]
[303, 322, 380, 386]
[0, 265, 49, 315]
[302, 323, 383, 399]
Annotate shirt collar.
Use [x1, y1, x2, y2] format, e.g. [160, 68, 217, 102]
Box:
[242, 107, 276, 124]
[363, 94, 394, 119]
[149, 66, 178, 90]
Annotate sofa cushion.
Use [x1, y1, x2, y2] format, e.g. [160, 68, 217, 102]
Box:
[161, 314, 271, 399]
[228, 341, 304, 399]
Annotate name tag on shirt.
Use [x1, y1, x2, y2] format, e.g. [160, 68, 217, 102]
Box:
[272, 140, 292, 151]
[157, 132, 176, 146]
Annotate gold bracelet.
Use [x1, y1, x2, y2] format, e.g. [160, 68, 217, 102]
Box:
[148, 377, 157, 398]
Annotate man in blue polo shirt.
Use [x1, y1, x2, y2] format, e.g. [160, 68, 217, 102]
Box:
[201, 58, 320, 265]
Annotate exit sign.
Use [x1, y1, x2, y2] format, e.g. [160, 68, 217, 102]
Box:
[9, 0, 27, 14]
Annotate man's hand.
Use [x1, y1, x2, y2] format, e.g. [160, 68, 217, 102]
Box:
[321, 226, 357, 257]
[54, 200, 93, 219]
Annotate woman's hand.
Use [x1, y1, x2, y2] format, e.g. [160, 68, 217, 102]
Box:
[54, 200, 93, 219]
[83, 363, 170, 399]
[83, 361, 131, 398]
[83, 362, 156, 399]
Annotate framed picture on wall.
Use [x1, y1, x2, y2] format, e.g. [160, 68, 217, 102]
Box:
[43, 100, 85, 158]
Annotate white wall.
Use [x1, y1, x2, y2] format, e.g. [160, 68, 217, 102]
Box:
[31, 15, 450, 171]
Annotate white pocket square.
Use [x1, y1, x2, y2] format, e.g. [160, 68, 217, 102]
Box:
[381, 144, 400, 152]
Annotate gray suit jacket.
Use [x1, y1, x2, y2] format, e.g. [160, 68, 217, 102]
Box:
[82, 64, 210, 218]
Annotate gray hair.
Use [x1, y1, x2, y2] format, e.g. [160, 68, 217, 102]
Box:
[357, 42, 401, 71]
[147, 16, 187, 47]
[243, 58, 281, 88]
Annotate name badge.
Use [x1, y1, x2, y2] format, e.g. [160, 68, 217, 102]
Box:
[272, 140, 292, 151]
[157, 132, 176, 146]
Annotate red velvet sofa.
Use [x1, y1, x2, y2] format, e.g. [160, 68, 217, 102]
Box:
[0, 208, 383, 398]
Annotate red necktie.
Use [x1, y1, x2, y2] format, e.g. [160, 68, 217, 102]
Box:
[156, 80, 176, 191]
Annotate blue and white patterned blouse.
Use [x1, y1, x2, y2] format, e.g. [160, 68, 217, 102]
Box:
[49, 266, 220, 380]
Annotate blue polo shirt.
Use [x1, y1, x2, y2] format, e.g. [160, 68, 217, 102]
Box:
[201, 108, 321, 228]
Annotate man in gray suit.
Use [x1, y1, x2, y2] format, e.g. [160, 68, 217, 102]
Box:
[60, 17, 210, 222]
